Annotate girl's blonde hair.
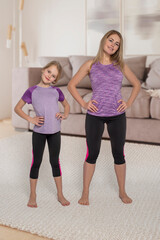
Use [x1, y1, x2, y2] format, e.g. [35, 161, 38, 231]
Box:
[91, 30, 124, 71]
[42, 61, 62, 83]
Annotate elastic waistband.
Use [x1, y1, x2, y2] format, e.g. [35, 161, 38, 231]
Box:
[87, 112, 125, 121]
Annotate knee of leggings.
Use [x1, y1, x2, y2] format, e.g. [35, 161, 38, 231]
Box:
[114, 158, 125, 165]
[30, 168, 39, 179]
[86, 158, 97, 164]
[113, 152, 125, 165]
[52, 164, 61, 177]
[85, 152, 99, 164]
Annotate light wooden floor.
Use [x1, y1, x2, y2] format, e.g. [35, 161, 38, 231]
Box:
[0, 225, 51, 240]
[0, 119, 23, 139]
[0, 119, 51, 240]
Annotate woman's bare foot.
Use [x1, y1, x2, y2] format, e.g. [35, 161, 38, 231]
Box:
[119, 192, 132, 204]
[58, 194, 70, 206]
[78, 191, 89, 205]
[27, 194, 37, 208]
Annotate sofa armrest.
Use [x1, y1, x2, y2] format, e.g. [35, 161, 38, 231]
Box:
[12, 67, 42, 129]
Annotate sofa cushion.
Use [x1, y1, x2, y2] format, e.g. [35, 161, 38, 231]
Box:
[142, 58, 160, 89]
[69, 55, 94, 89]
[81, 88, 151, 118]
[150, 97, 160, 119]
[28, 110, 36, 130]
[58, 86, 92, 114]
[121, 87, 151, 118]
[38, 56, 72, 86]
[123, 56, 147, 86]
[81, 92, 92, 114]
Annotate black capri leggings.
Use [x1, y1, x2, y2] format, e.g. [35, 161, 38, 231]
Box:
[85, 113, 126, 165]
[30, 131, 61, 179]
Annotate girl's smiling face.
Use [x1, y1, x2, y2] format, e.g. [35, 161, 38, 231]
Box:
[103, 34, 120, 55]
[42, 65, 58, 85]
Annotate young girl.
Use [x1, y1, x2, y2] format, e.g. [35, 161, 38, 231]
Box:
[68, 30, 141, 205]
[15, 61, 70, 207]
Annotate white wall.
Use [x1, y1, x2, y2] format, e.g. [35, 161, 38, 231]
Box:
[0, 0, 14, 119]
[22, 0, 86, 66]
[0, 0, 86, 120]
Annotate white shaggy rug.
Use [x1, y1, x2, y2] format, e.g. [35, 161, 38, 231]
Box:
[0, 132, 160, 240]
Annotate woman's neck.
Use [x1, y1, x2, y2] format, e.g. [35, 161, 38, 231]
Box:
[101, 54, 112, 65]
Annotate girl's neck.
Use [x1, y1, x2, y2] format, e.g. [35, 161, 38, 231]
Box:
[37, 81, 51, 88]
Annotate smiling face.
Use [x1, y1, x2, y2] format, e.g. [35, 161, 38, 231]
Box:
[103, 34, 120, 56]
[41, 65, 58, 85]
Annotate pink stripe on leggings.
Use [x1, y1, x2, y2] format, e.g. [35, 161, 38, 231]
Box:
[85, 142, 89, 161]
[30, 150, 34, 170]
[58, 158, 62, 176]
[123, 147, 125, 160]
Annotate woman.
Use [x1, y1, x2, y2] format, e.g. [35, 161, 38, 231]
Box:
[68, 30, 141, 205]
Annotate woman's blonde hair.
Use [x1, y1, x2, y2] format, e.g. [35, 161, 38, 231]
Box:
[42, 61, 62, 83]
[91, 30, 124, 71]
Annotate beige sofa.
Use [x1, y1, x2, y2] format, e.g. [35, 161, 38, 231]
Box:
[12, 56, 160, 144]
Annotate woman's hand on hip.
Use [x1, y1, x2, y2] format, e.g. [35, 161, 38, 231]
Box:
[83, 100, 98, 112]
[117, 100, 129, 112]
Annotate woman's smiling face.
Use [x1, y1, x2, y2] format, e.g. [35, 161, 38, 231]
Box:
[103, 34, 120, 55]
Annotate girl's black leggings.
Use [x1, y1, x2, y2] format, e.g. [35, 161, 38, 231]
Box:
[30, 131, 61, 179]
[85, 113, 126, 165]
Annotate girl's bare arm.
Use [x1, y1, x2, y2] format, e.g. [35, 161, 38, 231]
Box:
[14, 99, 44, 126]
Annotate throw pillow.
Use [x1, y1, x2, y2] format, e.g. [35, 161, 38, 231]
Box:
[69, 55, 94, 89]
[142, 58, 160, 89]
[146, 89, 160, 97]
[122, 56, 147, 86]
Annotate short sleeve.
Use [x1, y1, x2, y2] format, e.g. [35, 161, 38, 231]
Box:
[55, 88, 65, 102]
[21, 86, 37, 104]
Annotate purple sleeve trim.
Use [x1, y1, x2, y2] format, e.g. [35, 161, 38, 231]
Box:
[53, 87, 65, 102]
[22, 86, 37, 104]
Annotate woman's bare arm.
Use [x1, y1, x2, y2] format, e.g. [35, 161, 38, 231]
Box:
[117, 64, 141, 112]
[68, 60, 98, 112]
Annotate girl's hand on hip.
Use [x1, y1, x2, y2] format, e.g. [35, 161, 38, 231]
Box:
[56, 112, 67, 120]
[84, 100, 98, 112]
[30, 116, 44, 126]
[117, 100, 128, 112]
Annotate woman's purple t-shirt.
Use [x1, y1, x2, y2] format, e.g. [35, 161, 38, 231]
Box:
[22, 85, 64, 134]
[88, 62, 124, 117]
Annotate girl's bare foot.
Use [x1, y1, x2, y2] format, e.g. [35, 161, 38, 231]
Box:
[78, 191, 89, 205]
[58, 194, 70, 206]
[27, 194, 37, 208]
[119, 192, 132, 204]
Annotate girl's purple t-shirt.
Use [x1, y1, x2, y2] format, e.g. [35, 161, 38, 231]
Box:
[88, 62, 124, 117]
[22, 85, 64, 134]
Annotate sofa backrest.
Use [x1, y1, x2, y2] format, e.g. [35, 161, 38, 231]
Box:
[39, 55, 147, 89]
